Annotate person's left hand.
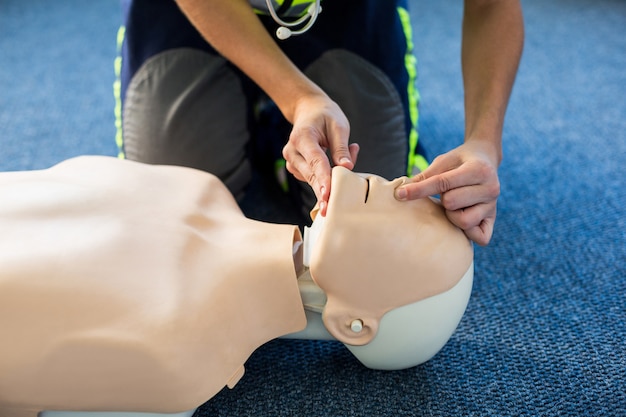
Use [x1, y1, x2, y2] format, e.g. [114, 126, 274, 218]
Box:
[394, 140, 501, 245]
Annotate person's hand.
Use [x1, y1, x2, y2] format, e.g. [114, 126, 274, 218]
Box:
[394, 140, 501, 245]
[282, 93, 360, 216]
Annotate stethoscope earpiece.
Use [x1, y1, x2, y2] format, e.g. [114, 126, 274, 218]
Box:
[276, 26, 292, 40]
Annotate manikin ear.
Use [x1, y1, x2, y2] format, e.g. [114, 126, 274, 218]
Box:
[309, 166, 473, 345]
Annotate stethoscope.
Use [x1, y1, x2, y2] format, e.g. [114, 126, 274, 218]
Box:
[265, 0, 322, 40]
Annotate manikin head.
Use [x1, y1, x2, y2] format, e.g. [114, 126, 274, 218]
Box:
[306, 166, 474, 369]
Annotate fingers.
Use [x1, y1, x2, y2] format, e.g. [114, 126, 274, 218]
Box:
[445, 203, 496, 246]
[396, 155, 498, 201]
[283, 138, 331, 203]
[464, 222, 494, 246]
[395, 154, 453, 200]
[396, 170, 462, 200]
[282, 110, 355, 216]
[393, 146, 500, 245]
[439, 180, 500, 211]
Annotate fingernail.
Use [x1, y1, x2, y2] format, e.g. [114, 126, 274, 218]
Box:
[320, 185, 326, 197]
[339, 157, 351, 165]
[395, 187, 407, 200]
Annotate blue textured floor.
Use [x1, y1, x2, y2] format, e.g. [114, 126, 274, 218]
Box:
[1, 0, 625, 416]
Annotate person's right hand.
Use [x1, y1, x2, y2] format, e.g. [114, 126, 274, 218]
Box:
[282, 93, 360, 216]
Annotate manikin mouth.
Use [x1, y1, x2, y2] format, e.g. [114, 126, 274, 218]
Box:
[364, 177, 370, 204]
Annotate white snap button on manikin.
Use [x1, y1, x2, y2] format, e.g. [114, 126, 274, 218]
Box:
[350, 319, 364, 333]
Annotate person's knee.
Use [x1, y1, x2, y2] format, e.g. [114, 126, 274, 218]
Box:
[122, 48, 252, 196]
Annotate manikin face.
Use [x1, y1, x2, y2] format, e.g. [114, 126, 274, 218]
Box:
[308, 166, 474, 346]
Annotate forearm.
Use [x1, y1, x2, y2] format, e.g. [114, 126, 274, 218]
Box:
[462, 0, 524, 164]
[174, 0, 323, 122]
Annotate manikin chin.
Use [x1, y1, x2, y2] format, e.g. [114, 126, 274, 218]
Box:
[0, 157, 473, 417]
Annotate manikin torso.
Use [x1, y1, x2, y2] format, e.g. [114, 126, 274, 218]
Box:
[0, 157, 473, 417]
[0, 157, 307, 416]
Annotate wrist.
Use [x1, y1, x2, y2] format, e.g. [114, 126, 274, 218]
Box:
[464, 134, 503, 167]
[274, 81, 327, 123]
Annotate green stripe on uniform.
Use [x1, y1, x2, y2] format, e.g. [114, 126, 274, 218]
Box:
[252, 0, 314, 17]
[113, 25, 126, 159]
[397, 7, 428, 175]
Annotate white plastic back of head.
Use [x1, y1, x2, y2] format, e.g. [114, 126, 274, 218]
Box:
[345, 262, 473, 370]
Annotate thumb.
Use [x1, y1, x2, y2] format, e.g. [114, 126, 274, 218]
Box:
[331, 143, 356, 170]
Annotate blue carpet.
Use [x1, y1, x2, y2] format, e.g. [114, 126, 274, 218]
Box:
[1, 0, 624, 416]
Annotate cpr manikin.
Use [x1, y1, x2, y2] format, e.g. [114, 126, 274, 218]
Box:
[0, 157, 473, 417]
